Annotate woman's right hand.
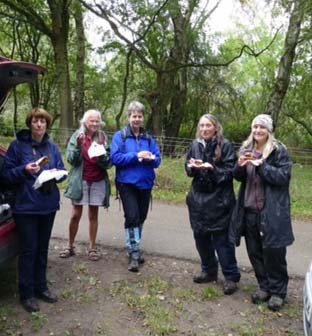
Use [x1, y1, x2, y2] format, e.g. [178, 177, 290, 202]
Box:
[77, 132, 85, 147]
[238, 155, 247, 167]
[25, 162, 41, 175]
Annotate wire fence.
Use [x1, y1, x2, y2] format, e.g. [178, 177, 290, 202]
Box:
[1, 128, 312, 165]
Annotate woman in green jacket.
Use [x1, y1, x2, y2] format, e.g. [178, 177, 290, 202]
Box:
[60, 110, 111, 261]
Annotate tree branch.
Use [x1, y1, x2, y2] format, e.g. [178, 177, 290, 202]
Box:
[80, 0, 161, 72]
[193, 0, 221, 30]
[166, 27, 281, 71]
[0, 0, 52, 37]
[285, 113, 312, 136]
[134, 0, 170, 44]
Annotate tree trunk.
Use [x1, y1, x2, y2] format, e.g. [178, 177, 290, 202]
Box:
[265, 0, 305, 127]
[49, 0, 73, 132]
[164, 11, 189, 139]
[150, 71, 174, 136]
[73, 2, 85, 126]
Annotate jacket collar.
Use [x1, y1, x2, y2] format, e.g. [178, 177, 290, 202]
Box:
[126, 123, 148, 138]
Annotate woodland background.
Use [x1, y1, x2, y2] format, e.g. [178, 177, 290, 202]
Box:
[0, 0, 311, 151]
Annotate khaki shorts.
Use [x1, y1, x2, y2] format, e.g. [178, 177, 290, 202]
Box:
[72, 179, 106, 206]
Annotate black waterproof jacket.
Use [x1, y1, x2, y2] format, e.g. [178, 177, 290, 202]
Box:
[229, 142, 294, 248]
[185, 138, 236, 234]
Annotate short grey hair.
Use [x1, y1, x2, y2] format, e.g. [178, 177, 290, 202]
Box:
[79, 109, 105, 132]
[127, 101, 145, 117]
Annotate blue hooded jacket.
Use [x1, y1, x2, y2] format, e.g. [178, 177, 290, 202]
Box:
[1, 130, 66, 214]
[111, 125, 161, 189]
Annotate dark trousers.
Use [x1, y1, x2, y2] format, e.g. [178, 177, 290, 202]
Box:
[244, 211, 288, 299]
[14, 212, 56, 300]
[117, 183, 151, 230]
[194, 230, 241, 283]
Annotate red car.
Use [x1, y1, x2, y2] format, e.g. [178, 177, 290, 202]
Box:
[0, 56, 45, 268]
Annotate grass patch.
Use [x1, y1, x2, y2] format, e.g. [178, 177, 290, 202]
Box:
[290, 164, 312, 218]
[202, 287, 222, 301]
[29, 312, 48, 332]
[0, 307, 20, 335]
[111, 277, 180, 335]
[72, 262, 89, 275]
[173, 287, 197, 302]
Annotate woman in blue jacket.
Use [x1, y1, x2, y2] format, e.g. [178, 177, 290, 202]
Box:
[2, 108, 66, 313]
[111, 101, 161, 272]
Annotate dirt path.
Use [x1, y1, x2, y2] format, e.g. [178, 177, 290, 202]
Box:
[0, 239, 304, 336]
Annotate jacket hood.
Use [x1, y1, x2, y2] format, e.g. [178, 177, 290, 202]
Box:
[16, 129, 50, 146]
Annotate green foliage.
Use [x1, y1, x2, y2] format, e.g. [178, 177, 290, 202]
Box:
[224, 121, 251, 143]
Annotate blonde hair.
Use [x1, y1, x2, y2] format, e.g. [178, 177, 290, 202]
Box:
[196, 114, 224, 161]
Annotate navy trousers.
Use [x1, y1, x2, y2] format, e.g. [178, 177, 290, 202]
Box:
[194, 230, 241, 283]
[244, 211, 288, 299]
[14, 212, 56, 300]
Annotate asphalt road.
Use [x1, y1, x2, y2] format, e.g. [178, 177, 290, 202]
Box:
[52, 196, 312, 277]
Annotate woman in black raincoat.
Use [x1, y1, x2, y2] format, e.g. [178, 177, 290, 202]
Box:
[230, 114, 294, 311]
[185, 114, 240, 295]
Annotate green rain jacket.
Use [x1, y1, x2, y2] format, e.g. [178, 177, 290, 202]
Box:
[64, 130, 112, 207]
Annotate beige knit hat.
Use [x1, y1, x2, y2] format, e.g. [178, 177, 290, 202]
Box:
[251, 114, 273, 133]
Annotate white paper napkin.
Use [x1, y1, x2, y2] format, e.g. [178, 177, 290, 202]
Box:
[88, 141, 106, 158]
